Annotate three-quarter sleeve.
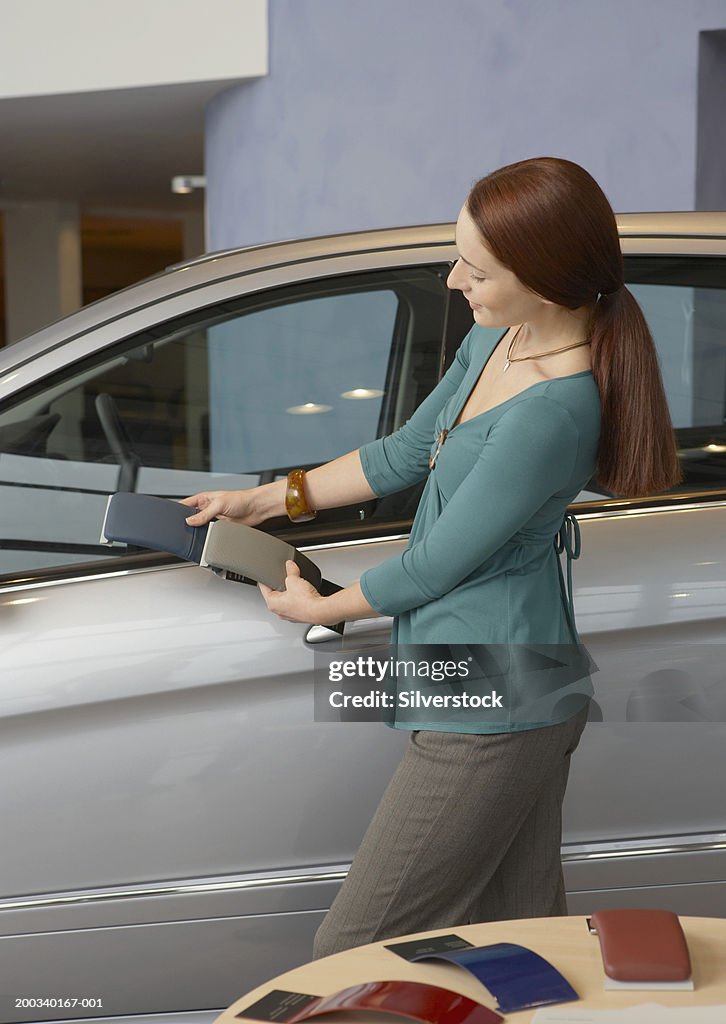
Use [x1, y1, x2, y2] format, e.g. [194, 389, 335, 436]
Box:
[359, 395, 580, 615]
[358, 326, 478, 496]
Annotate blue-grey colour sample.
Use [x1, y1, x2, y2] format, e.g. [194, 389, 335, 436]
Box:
[206, 0, 726, 251]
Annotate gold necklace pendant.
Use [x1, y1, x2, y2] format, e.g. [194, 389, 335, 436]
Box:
[429, 428, 449, 470]
[502, 323, 525, 374]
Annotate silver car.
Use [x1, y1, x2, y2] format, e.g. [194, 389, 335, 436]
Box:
[1, 213, 725, 1024]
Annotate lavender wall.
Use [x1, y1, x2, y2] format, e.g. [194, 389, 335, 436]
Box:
[206, 0, 726, 250]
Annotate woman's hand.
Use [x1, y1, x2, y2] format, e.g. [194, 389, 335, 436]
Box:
[181, 489, 261, 527]
[258, 560, 329, 623]
[260, 564, 380, 626]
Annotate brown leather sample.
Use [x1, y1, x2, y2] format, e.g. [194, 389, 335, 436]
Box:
[590, 908, 692, 982]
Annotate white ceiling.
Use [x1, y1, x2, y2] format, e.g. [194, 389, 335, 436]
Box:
[0, 79, 236, 214]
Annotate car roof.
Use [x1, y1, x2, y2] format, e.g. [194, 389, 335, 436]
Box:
[3, 211, 726, 375]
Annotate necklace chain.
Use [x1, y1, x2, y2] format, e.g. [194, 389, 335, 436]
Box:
[503, 323, 591, 373]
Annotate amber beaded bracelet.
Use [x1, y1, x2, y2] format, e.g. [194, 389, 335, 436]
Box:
[285, 468, 318, 523]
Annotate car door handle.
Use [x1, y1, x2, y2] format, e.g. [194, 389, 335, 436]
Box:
[305, 623, 345, 642]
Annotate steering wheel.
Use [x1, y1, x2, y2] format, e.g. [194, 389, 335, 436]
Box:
[95, 392, 142, 492]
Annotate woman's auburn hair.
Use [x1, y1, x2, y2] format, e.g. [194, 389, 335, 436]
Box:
[466, 157, 682, 498]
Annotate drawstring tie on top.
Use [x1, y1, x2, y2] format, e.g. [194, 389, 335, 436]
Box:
[554, 511, 581, 638]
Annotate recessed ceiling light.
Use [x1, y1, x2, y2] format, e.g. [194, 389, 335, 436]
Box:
[341, 388, 385, 400]
[286, 402, 333, 415]
[171, 175, 206, 194]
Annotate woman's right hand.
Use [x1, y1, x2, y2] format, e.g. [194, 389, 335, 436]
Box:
[181, 489, 260, 527]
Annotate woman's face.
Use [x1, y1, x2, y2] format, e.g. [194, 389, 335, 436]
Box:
[447, 204, 544, 328]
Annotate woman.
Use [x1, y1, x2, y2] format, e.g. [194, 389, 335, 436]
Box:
[183, 158, 680, 957]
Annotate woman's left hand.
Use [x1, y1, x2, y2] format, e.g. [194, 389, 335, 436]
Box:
[258, 560, 327, 624]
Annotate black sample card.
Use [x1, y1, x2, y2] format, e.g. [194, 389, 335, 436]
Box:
[384, 932, 474, 960]
[236, 989, 319, 1022]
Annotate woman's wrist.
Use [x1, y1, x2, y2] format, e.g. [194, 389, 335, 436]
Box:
[315, 583, 380, 625]
[312, 594, 344, 626]
[250, 479, 287, 522]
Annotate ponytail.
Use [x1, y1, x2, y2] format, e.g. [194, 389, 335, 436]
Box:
[589, 287, 682, 497]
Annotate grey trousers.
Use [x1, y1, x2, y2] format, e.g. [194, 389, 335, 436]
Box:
[313, 705, 589, 959]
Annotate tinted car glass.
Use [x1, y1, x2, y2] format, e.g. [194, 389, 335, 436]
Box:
[0, 267, 448, 577]
[624, 257, 726, 495]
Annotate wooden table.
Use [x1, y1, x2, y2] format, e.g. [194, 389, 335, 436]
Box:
[214, 915, 726, 1023]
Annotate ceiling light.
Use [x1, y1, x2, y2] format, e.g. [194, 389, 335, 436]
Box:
[341, 388, 385, 400]
[171, 175, 207, 194]
[286, 402, 333, 415]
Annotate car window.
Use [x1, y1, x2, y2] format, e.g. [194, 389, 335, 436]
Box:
[0, 267, 449, 577]
[625, 257, 726, 496]
[572, 255, 726, 503]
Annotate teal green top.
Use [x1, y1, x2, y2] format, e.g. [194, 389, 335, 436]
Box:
[358, 325, 601, 733]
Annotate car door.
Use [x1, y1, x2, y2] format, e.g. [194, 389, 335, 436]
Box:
[559, 249, 726, 915]
[0, 250, 458, 1021]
